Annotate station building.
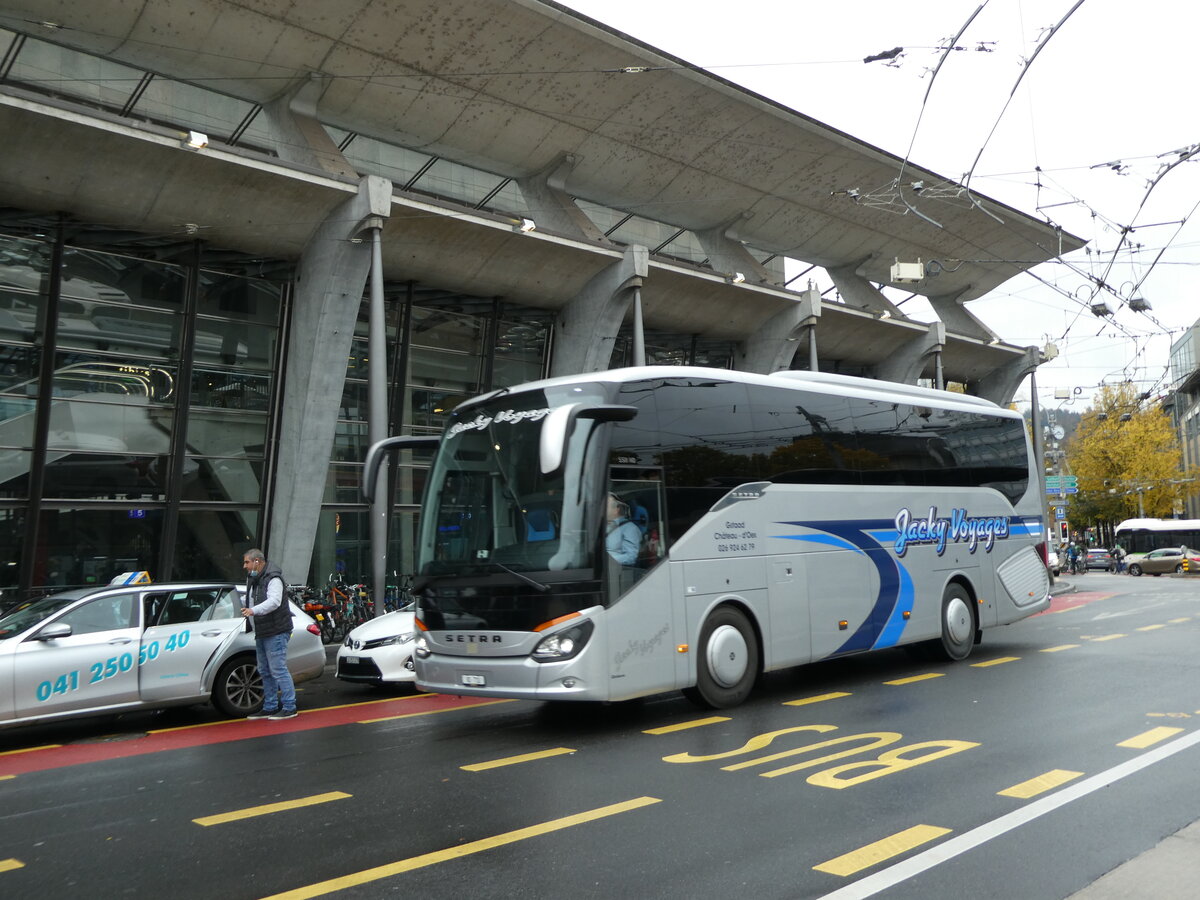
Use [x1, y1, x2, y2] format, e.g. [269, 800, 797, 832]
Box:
[0, 0, 1080, 598]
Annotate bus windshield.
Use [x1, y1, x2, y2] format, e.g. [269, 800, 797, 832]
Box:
[416, 383, 609, 579]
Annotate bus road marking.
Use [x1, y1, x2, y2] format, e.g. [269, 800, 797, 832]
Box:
[359, 698, 515, 723]
[259, 796, 662, 900]
[815, 727, 1200, 900]
[1169, 617, 1191, 624]
[643, 716, 729, 735]
[970, 657, 1019, 668]
[0, 858, 24, 873]
[1040, 644, 1079, 653]
[1136, 624, 1165, 632]
[997, 769, 1083, 799]
[0, 744, 62, 756]
[784, 692, 852, 707]
[193, 792, 351, 826]
[813, 825, 951, 876]
[1118, 727, 1185, 749]
[461, 748, 576, 771]
[883, 673, 943, 686]
[0, 775, 13, 781]
[1088, 634, 1125, 642]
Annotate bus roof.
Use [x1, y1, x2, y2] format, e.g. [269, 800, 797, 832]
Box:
[1115, 518, 1200, 532]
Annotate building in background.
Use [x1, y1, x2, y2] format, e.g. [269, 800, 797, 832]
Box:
[0, 0, 1079, 599]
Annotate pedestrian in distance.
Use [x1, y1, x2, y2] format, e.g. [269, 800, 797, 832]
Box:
[241, 548, 297, 720]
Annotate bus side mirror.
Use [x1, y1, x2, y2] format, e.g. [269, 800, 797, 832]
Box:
[539, 403, 637, 475]
[362, 435, 440, 503]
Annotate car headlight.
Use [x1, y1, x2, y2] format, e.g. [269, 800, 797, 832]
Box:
[532, 619, 594, 662]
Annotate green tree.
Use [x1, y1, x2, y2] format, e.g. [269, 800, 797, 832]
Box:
[1066, 383, 1198, 527]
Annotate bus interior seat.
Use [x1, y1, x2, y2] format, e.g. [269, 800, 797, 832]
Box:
[526, 507, 557, 542]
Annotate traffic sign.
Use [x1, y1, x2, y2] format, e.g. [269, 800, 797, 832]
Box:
[1045, 486, 1078, 495]
[1045, 475, 1077, 488]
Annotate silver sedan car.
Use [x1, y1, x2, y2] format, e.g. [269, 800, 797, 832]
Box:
[0, 582, 326, 728]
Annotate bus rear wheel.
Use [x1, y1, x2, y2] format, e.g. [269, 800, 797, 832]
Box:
[935, 583, 975, 662]
[684, 606, 759, 709]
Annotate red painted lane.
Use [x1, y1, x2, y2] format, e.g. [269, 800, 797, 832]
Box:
[1034, 591, 1113, 616]
[0, 693, 515, 778]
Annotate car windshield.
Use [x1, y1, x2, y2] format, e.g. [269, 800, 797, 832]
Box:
[0, 592, 89, 640]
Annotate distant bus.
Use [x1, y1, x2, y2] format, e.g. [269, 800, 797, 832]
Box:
[364, 367, 1051, 709]
[1113, 518, 1200, 555]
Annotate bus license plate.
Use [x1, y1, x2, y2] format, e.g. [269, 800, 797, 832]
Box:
[461, 674, 486, 687]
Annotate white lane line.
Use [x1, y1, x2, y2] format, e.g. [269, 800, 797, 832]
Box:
[817, 727, 1200, 900]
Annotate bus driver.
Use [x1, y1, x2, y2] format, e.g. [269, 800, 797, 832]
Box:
[606, 494, 642, 565]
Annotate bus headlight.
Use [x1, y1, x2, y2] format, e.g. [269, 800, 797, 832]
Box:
[532, 619, 594, 662]
[414, 634, 431, 659]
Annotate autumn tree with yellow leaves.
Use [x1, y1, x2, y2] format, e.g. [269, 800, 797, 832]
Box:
[1065, 382, 1199, 528]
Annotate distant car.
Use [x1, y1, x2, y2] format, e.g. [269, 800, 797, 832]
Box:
[1047, 549, 1061, 576]
[1126, 547, 1200, 577]
[0, 582, 326, 728]
[1084, 548, 1115, 571]
[336, 605, 417, 687]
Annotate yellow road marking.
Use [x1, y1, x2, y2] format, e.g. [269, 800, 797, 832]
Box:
[998, 769, 1083, 799]
[359, 698, 514, 723]
[0, 744, 61, 756]
[1, 858, 25, 872]
[0, 775, 14, 781]
[970, 656, 1019, 668]
[461, 748, 575, 771]
[149, 695, 442, 733]
[1090, 634, 1125, 642]
[260, 796, 662, 900]
[643, 716, 729, 735]
[1118, 727, 1185, 749]
[1169, 617, 1191, 624]
[884, 673, 944, 686]
[783, 692, 852, 707]
[1040, 644, 1079, 653]
[813, 825, 951, 876]
[1136, 624, 1165, 632]
[193, 791, 351, 826]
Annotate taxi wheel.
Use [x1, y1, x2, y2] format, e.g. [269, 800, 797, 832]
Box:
[683, 606, 759, 709]
[935, 583, 975, 662]
[213, 655, 264, 717]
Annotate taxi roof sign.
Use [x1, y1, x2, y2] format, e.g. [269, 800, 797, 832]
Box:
[110, 571, 153, 585]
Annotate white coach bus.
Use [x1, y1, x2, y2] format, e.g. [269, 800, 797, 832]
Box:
[363, 367, 1050, 709]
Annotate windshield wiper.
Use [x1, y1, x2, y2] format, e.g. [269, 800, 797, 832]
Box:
[487, 561, 549, 593]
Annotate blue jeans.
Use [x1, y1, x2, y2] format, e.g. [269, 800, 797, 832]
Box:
[255, 631, 296, 713]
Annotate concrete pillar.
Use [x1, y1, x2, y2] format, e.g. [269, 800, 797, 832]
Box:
[736, 286, 822, 374]
[515, 153, 609, 243]
[551, 246, 647, 376]
[261, 73, 358, 178]
[694, 216, 777, 285]
[826, 261, 905, 318]
[974, 346, 1042, 407]
[925, 286, 1000, 343]
[270, 175, 392, 583]
[874, 321, 946, 385]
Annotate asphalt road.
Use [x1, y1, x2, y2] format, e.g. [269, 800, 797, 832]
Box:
[3, 572, 1199, 899]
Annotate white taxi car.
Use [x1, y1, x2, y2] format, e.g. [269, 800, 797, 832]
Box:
[335, 605, 417, 687]
[0, 581, 326, 727]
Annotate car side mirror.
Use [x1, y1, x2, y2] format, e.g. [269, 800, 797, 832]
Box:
[34, 622, 72, 641]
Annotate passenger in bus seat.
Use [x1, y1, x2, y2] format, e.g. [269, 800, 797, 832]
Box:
[606, 494, 642, 565]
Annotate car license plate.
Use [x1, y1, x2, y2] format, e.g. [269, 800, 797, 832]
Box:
[344, 656, 359, 665]
[461, 674, 486, 687]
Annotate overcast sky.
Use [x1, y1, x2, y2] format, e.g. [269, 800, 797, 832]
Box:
[557, 0, 1199, 410]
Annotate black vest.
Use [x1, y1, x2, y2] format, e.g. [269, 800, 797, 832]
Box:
[247, 561, 292, 639]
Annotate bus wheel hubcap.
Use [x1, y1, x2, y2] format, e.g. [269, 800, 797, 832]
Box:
[946, 596, 972, 646]
[707, 624, 748, 687]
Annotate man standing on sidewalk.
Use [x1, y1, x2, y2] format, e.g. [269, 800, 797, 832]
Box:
[240, 548, 297, 720]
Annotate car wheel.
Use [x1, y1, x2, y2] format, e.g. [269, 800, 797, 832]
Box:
[1175, 564, 1184, 574]
[1129, 564, 1142, 576]
[933, 582, 975, 662]
[212, 655, 264, 717]
[683, 606, 758, 709]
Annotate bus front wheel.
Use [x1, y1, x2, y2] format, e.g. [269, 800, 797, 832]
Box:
[684, 606, 759, 709]
[935, 583, 975, 662]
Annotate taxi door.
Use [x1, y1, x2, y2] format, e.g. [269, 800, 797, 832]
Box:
[138, 587, 244, 702]
[13, 591, 141, 718]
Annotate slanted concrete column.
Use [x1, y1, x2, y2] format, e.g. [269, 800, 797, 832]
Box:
[551, 246, 647, 376]
[874, 321, 946, 385]
[515, 153, 608, 243]
[270, 176, 392, 583]
[694, 216, 777, 285]
[925, 287, 999, 343]
[826, 261, 905, 318]
[975, 346, 1042, 406]
[736, 287, 822, 374]
[262, 73, 358, 178]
